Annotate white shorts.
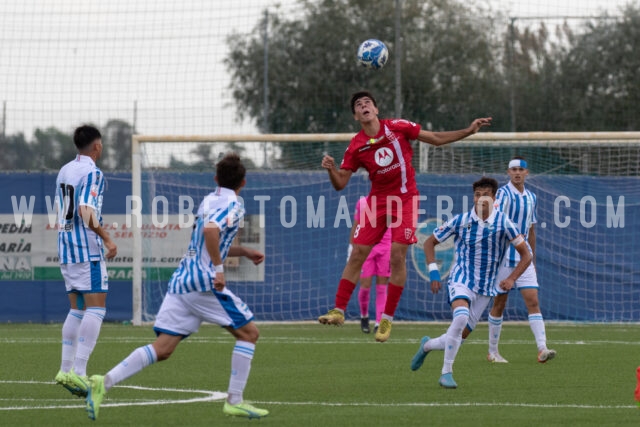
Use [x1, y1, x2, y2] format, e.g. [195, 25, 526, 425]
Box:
[153, 288, 254, 337]
[494, 262, 539, 295]
[447, 282, 492, 332]
[60, 261, 108, 294]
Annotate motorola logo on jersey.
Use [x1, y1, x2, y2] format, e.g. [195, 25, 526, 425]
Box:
[374, 147, 394, 167]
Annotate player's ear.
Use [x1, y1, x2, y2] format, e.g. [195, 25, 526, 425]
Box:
[214, 175, 218, 184]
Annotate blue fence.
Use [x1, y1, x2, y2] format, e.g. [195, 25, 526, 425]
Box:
[1, 171, 639, 322]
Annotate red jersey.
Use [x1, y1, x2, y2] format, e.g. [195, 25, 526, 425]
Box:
[341, 119, 421, 198]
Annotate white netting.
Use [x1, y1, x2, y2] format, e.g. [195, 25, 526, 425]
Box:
[133, 134, 640, 324]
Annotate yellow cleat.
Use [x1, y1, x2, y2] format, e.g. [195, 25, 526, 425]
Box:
[55, 369, 89, 398]
[223, 401, 269, 419]
[86, 375, 105, 421]
[318, 308, 344, 326]
[375, 318, 392, 342]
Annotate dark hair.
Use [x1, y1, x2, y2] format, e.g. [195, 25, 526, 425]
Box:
[472, 177, 498, 195]
[511, 155, 526, 161]
[350, 90, 377, 114]
[216, 152, 246, 190]
[74, 125, 102, 151]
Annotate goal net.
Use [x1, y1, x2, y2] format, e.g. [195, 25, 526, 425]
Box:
[132, 132, 640, 325]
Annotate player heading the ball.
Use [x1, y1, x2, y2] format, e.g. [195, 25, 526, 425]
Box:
[319, 90, 491, 342]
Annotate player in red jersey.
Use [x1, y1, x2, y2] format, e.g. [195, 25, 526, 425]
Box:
[318, 91, 491, 342]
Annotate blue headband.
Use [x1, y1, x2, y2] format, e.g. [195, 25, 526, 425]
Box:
[508, 159, 528, 169]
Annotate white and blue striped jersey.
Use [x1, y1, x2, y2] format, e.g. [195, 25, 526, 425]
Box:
[495, 181, 537, 267]
[55, 155, 106, 264]
[433, 207, 521, 296]
[167, 187, 245, 294]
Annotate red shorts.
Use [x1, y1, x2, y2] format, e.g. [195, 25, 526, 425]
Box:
[352, 195, 419, 246]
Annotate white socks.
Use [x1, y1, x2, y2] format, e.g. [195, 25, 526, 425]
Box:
[60, 309, 84, 372]
[424, 333, 446, 351]
[442, 307, 469, 374]
[73, 307, 105, 376]
[528, 313, 547, 351]
[488, 314, 503, 354]
[227, 341, 255, 405]
[104, 344, 157, 391]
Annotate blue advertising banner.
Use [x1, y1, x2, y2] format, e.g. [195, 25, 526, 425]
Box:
[1, 171, 638, 322]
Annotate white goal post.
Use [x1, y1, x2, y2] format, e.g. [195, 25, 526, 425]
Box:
[130, 132, 640, 325]
[131, 133, 354, 325]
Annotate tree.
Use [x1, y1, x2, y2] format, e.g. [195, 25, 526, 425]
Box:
[32, 127, 77, 170]
[103, 119, 133, 170]
[225, 0, 506, 168]
[555, 5, 640, 131]
[505, 21, 571, 131]
[0, 133, 34, 170]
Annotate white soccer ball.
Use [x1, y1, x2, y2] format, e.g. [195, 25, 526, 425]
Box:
[357, 39, 389, 70]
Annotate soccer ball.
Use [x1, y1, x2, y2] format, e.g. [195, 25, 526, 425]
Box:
[357, 39, 389, 70]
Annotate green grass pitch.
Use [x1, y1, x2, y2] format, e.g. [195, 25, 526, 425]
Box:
[0, 322, 638, 426]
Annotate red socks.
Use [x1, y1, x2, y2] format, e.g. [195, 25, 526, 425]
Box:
[383, 283, 404, 317]
[335, 279, 357, 311]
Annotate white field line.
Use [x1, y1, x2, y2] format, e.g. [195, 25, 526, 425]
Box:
[0, 381, 635, 411]
[0, 381, 225, 411]
[253, 400, 638, 409]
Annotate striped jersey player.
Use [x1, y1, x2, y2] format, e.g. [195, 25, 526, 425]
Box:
[84, 153, 269, 421]
[56, 150, 106, 264]
[495, 172, 537, 268]
[486, 157, 557, 364]
[413, 177, 531, 388]
[167, 186, 245, 294]
[54, 125, 117, 400]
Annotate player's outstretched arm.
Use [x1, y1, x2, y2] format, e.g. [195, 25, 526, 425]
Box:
[228, 246, 265, 265]
[321, 154, 352, 191]
[417, 117, 492, 147]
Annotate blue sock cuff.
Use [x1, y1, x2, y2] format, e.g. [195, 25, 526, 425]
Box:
[86, 307, 106, 320]
[233, 341, 255, 359]
[143, 344, 158, 364]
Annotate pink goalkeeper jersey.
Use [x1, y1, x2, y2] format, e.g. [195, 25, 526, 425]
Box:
[355, 197, 392, 248]
[341, 119, 421, 198]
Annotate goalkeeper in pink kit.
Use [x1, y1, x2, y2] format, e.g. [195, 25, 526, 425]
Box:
[349, 197, 390, 334]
